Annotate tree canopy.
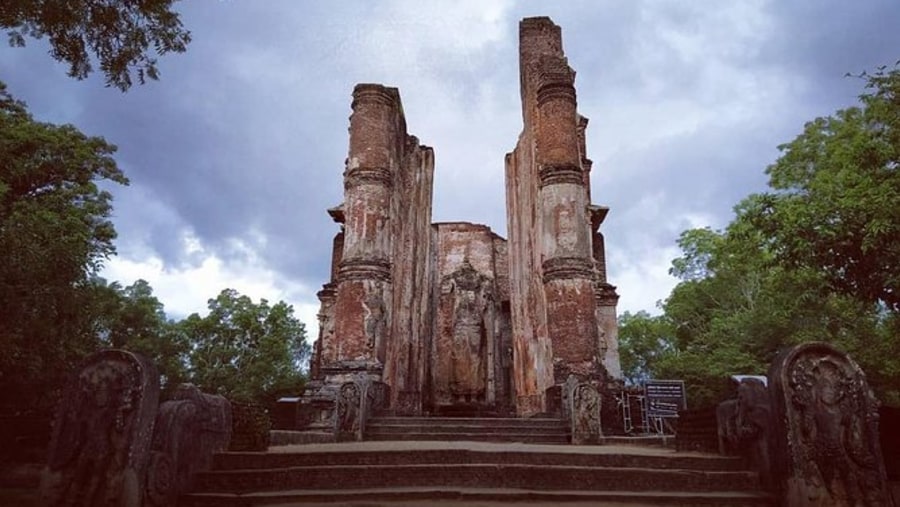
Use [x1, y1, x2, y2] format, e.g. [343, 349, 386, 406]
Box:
[0, 83, 309, 416]
[0, 81, 128, 412]
[91, 278, 190, 395]
[1, 0, 191, 90]
[180, 289, 310, 405]
[619, 66, 900, 407]
[742, 66, 900, 312]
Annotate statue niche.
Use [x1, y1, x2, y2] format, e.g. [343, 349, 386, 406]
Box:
[435, 259, 494, 407]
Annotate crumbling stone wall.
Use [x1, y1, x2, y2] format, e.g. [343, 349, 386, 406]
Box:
[505, 136, 553, 416]
[506, 17, 619, 415]
[313, 84, 434, 415]
[384, 131, 434, 414]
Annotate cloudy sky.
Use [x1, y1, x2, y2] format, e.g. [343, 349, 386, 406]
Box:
[2, 0, 898, 333]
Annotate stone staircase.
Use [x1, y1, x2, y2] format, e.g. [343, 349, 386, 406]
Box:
[180, 437, 775, 506]
[364, 416, 570, 444]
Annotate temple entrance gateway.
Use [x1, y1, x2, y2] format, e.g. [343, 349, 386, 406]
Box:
[307, 16, 621, 418]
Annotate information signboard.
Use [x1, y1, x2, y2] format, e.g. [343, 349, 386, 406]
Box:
[644, 380, 686, 418]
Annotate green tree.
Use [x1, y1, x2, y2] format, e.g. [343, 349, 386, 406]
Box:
[180, 289, 309, 405]
[91, 277, 189, 395]
[1, 0, 191, 90]
[743, 66, 900, 311]
[656, 218, 894, 406]
[617, 311, 674, 385]
[0, 81, 128, 414]
[615, 66, 900, 406]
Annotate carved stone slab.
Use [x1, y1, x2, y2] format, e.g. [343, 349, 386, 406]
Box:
[145, 384, 232, 506]
[769, 342, 893, 506]
[564, 375, 602, 444]
[335, 373, 374, 442]
[40, 349, 159, 507]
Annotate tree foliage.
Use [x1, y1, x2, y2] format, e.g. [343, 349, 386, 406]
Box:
[743, 66, 900, 312]
[0, 81, 128, 413]
[617, 311, 674, 385]
[180, 289, 310, 405]
[1, 0, 191, 90]
[619, 66, 900, 407]
[91, 278, 189, 395]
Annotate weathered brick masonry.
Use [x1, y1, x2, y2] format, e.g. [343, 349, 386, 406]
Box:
[311, 17, 620, 416]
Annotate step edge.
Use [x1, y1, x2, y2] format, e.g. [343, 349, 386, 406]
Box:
[183, 486, 775, 500]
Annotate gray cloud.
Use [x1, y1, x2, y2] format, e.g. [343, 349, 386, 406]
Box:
[2, 0, 898, 319]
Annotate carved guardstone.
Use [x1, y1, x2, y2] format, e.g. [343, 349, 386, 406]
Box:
[716, 378, 773, 489]
[716, 398, 740, 455]
[563, 375, 602, 444]
[40, 349, 160, 507]
[334, 374, 391, 441]
[144, 384, 232, 506]
[769, 342, 893, 506]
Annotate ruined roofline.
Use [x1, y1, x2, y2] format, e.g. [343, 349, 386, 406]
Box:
[432, 221, 507, 241]
[352, 83, 406, 127]
[519, 16, 562, 42]
[352, 83, 401, 107]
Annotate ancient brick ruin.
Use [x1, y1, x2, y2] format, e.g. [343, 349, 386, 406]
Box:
[309, 17, 621, 417]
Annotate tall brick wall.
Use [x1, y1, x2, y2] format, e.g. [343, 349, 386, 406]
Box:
[384, 135, 434, 413]
[325, 85, 434, 381]
[506, 17, 610, 415]
[505, 138, 553, 416]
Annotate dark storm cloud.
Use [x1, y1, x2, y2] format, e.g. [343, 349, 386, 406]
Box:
[2, 3, 364, 283]
[2, 0, 899, 319]
[762, 0, 900, 91]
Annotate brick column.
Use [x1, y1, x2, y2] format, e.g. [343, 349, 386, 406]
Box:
[329, 84, 397, 373]
[535, 66, 600, 383]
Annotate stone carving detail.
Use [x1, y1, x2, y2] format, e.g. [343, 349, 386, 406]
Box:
[735, 378, 772, 489]
[335, 374, 382, 441]
[145, 384, 232, 506]
[537, 163, 583, 187]
[363, 291, 386, 350]
[370, 381, 391, 413]
[770, 342, 892, 506]
[441, 259, 493, 403]
[344, 166, 393, 189]
[541, 256, 595, 282]
[717, 398, 740, 455]
[335, 380, 362, 441]
[718, 379, 770, 455]
[563, 375, 602, 444]
[40, 349, 159, 507]
[337, 258, 391, 282]
[717, 378, 772, 488]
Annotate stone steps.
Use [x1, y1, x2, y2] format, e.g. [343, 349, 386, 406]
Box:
[364, 416, 569, 444]
[212, 447, 750, 471]
[190, 463, 761, 494]
[370, 416, 566, 427]
[181, 441, 773, 506]
[367, 431, 570, 443]
[183, 487, 774, 506]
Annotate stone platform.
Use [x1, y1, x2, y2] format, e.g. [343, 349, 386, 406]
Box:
[365, 416, 569, 444]
[180, 440, 774, 506]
